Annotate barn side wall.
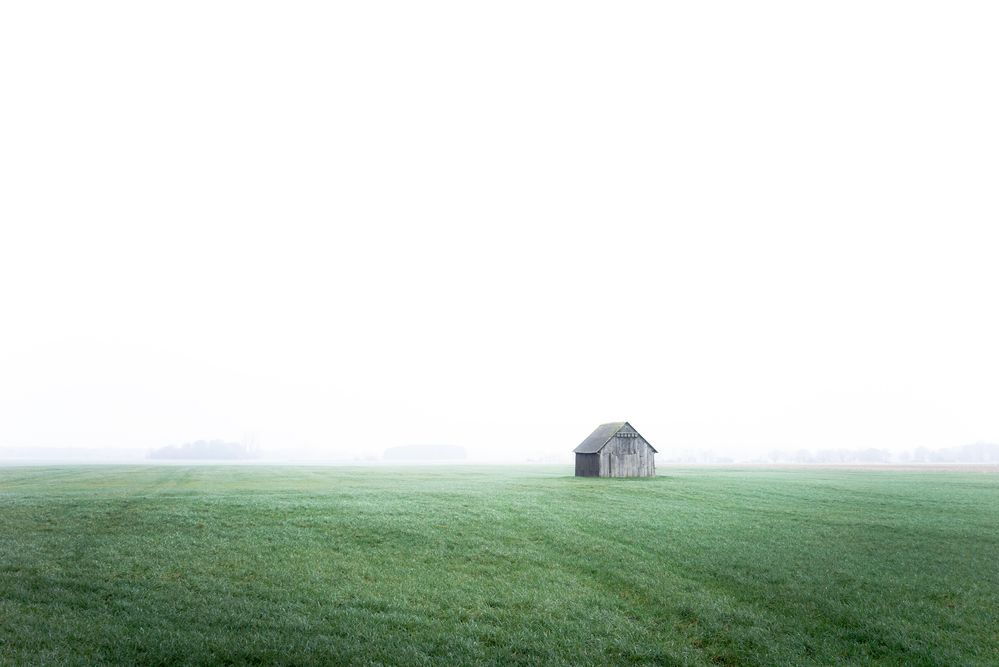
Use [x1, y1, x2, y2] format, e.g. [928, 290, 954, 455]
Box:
[598, 436, 656, 477]
[575, 453, 600, 477]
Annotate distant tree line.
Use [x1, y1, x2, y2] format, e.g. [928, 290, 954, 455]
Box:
[763, 442, 999, 464]
[148, 440, 259, 460]
[383, 445, 466, 461]
[902, 442, 999, 463]
[660, 442, 999, 464]
[764, 448, 893, 464]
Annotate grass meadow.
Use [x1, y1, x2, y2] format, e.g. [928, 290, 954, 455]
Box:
[1, 465, 997, 666]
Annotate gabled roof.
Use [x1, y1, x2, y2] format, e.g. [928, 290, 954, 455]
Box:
[573, 422, 657, 454]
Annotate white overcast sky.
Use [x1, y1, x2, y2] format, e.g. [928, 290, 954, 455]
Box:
[1, 1, 997, 460]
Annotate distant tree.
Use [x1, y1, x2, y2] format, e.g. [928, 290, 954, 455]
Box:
[149, 440, 258, 460]
[793, 449, 813, 464]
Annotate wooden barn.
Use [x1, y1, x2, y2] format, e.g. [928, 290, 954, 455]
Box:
[574, 422, 656, 477]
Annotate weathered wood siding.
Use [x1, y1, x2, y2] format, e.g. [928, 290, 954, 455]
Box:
[597, 426, 656, 477]
[575, 453, 601, 477]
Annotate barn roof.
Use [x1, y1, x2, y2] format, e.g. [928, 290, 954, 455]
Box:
[573, 422, 657, 454]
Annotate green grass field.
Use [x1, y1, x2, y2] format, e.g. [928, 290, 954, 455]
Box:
[1, 466, 997, 666]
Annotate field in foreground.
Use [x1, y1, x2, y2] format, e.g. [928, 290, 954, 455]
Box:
[1, 466, 997, 666]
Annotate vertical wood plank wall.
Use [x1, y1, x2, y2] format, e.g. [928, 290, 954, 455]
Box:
[596, 436, 656, 477]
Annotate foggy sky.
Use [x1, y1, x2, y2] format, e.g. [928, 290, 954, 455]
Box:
[2, 1, 997, 461]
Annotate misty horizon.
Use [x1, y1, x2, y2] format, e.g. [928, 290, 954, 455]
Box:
[3, 439, 998, 466]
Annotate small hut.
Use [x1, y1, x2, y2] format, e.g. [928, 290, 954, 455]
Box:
[574, 422, 656, 477]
